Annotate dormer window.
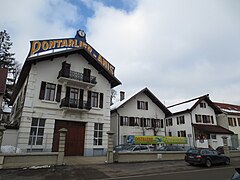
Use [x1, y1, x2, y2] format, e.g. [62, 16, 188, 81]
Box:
[200, 102, 206, 108]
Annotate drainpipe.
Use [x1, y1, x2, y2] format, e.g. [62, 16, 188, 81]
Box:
[189, 111, 196, 147]
[115, 110, 120, 145]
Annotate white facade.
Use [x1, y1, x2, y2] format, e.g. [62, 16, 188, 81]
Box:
[217, 113, 240, 148]
[167, 98, 232, 149]
[111, 88, 170, 145]
[9, 50, 120, 156]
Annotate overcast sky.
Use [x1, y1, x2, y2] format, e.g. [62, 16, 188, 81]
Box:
[1, 0, 240, 106]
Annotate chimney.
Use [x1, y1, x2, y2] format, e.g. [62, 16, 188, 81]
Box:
[120, 91, 125, 101]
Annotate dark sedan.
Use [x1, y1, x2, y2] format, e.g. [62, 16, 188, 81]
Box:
[185, 148, 230, 167]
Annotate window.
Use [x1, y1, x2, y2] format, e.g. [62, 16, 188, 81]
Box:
[202, 115, 207, 123]
[238, 118, 240, 126]
[120, 116, 129, 126]
[168, 132, 172, 136]
[129, 117, 135, 126]
[28, 118, 46, 145]
[45, 83, 56, 101]
[211, 134, 216, 139]
[228, 117, 237, 126]
[91, 92, 99, 107]
[152, 119, 164, 128]
[88, 91, 104, 108]
[94, 123, 103, 145]
[195, 114, 202, 123]
[177, 116, 185, 125]
[200, 102, 206, 108]
[39, 81, 58, 101]
[145, 118, 151, 127]
[137, 101, 148, 110]
[166, 118, 173, 126]
[134, 117, 140, 126]
[69, 88, 78, 105]
[177, 130, 186, 137]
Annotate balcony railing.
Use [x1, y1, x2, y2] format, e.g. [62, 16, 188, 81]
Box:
[58, 69, 97, 85]
[60, 97, 91, 110]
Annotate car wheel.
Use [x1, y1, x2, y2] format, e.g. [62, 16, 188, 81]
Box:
[205, 159, 212, 168]
[225, 158, 230, 165]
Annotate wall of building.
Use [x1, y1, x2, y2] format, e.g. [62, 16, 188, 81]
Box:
[2, 129, 18, 147]
[112, 93, 166, 145]
[11, 54, 112, 156]
[192, 100, 217, 125]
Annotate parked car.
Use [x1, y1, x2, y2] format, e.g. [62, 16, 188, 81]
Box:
[124, 145, 152, 152]
[231, 168, 240, 180]
[185, 148, 230, 167]
[157, 145, 184, 151]
[216, 146, 238, 154]
[113, 144, 131, 152]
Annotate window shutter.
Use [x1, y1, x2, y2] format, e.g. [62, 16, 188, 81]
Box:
[87, 90, 92, 104]
[160, 119, 164, 128]
[99, 93, 104, 108]
[137, 101, 140, 109]
[145, 102, 148, 110]
[39, 81, 46, 100]
[56, 84, 62, 102]
[120, 116, 123, 126]
[65, 86, 70, 105]
[79, 89, 84, 108]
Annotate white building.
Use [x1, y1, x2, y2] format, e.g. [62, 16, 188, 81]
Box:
[8, 30, 121, 156]
[215, 102, 240, 149]
[167, 94, 233, 149]
[110, 88, 171, 145]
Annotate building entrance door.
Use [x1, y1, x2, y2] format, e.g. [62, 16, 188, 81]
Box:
[52, 120, 86, 156]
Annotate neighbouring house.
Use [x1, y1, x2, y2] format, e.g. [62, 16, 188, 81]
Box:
[167, 94, 234, 149]
[0, 68, 8, 124]
[110, 88, 172, 146]
[214, 102, 240, 149]
[7, 30, 121, 156]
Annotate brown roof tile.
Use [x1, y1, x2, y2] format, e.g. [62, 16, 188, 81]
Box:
[193, 124, 234, 134]
[214, 102, 240, 116]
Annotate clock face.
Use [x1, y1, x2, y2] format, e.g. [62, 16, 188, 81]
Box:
[78, 30, 85, 38]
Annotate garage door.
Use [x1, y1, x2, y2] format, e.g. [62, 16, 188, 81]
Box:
[52, 120, 86, 156]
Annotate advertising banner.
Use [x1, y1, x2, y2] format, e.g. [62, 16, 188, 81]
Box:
[127, 135, 187, 145]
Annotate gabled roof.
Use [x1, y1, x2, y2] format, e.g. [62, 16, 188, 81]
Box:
[0, 68, 8, 94]
[192, 124, 234, 134]
[110, 87, 172, 117]
[10, 47, 121, 105]
[167, 94, 222, 115]
[214, 102, 240, 116]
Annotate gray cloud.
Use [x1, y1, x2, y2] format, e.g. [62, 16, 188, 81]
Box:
[1, 0, 239, 105]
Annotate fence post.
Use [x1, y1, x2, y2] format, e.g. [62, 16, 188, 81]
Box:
[222, 136, 229, 157]
[106, 131, 115, 163]
[0, 126, 6, 153]
[57, 128, 67, 165]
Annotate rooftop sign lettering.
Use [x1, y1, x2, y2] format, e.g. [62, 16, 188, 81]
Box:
[28, 30, 115, 75]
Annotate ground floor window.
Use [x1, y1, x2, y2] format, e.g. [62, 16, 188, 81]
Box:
[28, 118, 46, 145]
[94, 123, 103, 145]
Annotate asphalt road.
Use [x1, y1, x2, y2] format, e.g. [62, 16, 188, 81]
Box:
[0, 157, 240, 180]
[99, 166, 236, 180]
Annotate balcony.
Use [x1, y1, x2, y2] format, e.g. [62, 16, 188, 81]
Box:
[57, 69, 97, 88]
[60, 97, 91, 112]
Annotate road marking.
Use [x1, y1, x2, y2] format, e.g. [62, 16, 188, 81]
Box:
[98, 166, 234, 180]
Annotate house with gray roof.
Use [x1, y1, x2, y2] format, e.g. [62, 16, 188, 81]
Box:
[110, 88, 171, 146]
[167, 94, 233, 149]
